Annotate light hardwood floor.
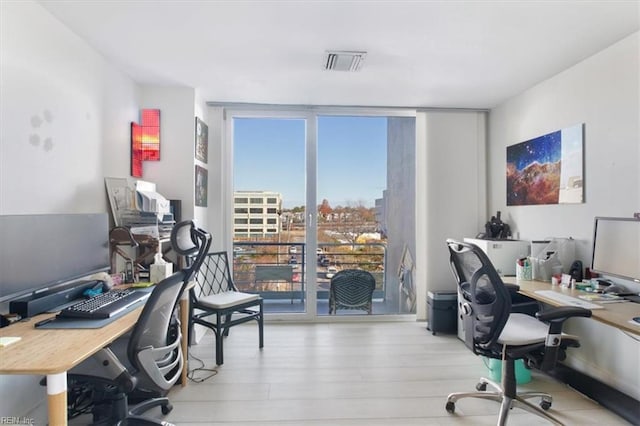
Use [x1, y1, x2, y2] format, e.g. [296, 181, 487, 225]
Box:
[155, 321, 630, 426]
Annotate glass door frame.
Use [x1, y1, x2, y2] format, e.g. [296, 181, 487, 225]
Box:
[224, 105, 416, 321]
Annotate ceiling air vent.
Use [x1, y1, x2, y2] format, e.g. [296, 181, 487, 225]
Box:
[323, 50, 367, 72]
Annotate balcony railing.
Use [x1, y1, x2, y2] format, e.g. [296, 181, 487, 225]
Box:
[231, 242, 386, 304]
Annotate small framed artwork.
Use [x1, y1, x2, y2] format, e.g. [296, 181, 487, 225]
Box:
[195, 165, 208, 207]
[506, 123, 584, 206]
[195, 117, 208, 163]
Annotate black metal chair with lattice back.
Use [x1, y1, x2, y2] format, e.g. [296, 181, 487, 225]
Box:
[189, 251, 264, 366]
[445, 239, 592, 426]
[329, 269, 376, 314]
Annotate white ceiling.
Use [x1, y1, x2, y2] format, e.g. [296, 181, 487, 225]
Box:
[38, 0, 639, 109]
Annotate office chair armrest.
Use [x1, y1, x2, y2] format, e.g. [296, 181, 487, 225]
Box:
[536, 306, 592, 322]
[535, 306, 591, 372]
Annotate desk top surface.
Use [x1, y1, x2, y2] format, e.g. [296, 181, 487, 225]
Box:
[505, 278, 640, 335]
[0, 306, 142, 375]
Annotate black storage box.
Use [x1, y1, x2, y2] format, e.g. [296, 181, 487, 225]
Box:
[427, 291, 457, 335]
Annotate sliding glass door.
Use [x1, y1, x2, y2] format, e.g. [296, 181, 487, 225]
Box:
[232, 114, 309, 314]
[228, 108, 416, 319]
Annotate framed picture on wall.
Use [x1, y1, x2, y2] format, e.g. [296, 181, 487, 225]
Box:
[195, 117, 208, 163]
[506, 123, 584, 206]
[195, 165, 208, 207]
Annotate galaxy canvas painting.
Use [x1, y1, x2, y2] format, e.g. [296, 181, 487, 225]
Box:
[506, 124, 583, 206]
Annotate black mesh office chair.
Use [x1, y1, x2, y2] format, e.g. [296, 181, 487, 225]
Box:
[445, 239, 592, 426]
[328, 269, 376, 314]
[190, 251, 264, 366]
[66, 221, 211, 425]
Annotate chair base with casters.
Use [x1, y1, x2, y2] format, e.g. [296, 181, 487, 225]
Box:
[190, 251, 264, 366]
[63, 374, 175, 426]
[446, 312, 583, 426]
[446, 361, 561, 425]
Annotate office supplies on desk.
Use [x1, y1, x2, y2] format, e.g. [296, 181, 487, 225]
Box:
[57, 289, 149, 319]
[0, 336, 21, 347]
[535, 290, 603, 309]
[131, 281, 155, 288]
[463, 238, 529, 276]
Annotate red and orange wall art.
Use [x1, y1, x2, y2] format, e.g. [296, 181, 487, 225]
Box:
[131, 109, 161, 177]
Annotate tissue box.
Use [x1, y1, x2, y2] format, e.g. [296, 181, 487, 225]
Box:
[150, 262, 173, 283]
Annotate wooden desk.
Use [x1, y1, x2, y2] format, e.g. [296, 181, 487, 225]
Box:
[504, 278, 640, 335]
[0, 307, 141, 425]
[0, 283, 193, 425]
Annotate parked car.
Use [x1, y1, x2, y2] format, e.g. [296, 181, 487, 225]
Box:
[325, 266, 338, 279]
[316, 247, 324, 255]
[288, 255, 298, 265]
[318, 256, 330, 267]
[289, 246, 297, 254]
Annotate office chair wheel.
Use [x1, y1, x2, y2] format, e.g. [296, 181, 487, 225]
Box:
[540, 397, 552, 411]
[445, 401, 455, 413]
[476, 382, 487, 391]
[161, 402, 173, 415]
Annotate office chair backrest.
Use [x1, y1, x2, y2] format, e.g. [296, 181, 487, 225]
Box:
[171, 220, 212, 281]
[127, 271, 185, 392]
[125, 221, 211, 391]
[446, 239, 511, 353]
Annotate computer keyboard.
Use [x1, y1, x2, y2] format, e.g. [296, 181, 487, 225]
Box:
[534, 290, 603, 310]
[57, 289, 150, 319]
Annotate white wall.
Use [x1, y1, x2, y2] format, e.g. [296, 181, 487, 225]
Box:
[206, 106, 227, 251]
[488, 32, 639, 263]
[0, 1, 139, 216]
[140, 86, 198, 223]
[0, 1, 140, 420]
[488, 32, 639, 399]
[415, 110, 487, 320]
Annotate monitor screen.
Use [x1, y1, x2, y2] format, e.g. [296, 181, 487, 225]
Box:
[591, 217, 640, 283]
[0, 213, 110, 303]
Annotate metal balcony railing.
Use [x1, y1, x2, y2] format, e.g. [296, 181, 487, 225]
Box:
[231, 242, 386, 302]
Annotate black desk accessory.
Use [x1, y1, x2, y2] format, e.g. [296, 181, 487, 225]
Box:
[9, 280, 101, 318]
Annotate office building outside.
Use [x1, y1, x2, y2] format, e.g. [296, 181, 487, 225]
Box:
[234, 191, 282, 237]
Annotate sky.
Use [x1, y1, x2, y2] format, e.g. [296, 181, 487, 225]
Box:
[233, 116, 388, 209]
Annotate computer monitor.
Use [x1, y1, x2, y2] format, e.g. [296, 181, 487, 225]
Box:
[0, 213, 111, 304]
[591, 217, 640, 283]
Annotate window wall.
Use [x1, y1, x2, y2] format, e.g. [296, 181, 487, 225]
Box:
[226, 107, 416, 319]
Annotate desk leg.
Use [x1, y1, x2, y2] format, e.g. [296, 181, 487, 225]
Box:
[180, 293, 189, 387]
[46, 372, 67, 426]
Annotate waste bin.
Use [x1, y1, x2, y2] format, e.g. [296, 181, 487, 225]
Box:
[484, 357, 532, 384]
[427, 291, 457, 335]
